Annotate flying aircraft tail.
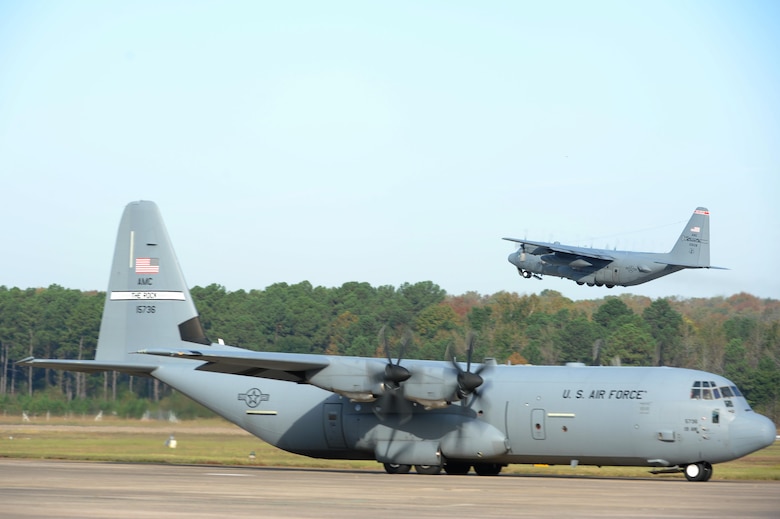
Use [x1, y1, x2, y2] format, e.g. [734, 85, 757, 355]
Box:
[19, 201, 211, 375]
[666, 207, 711, 268]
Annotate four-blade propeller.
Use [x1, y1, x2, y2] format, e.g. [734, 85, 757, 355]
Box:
[373, 326, 489, 418]
[449, 332, 488, 399]
[379, 325, 411, 389]
[374, 326, 414, 422]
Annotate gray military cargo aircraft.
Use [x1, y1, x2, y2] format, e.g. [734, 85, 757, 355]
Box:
[20, 201, 774, 481]
[503, 207, 725, 288]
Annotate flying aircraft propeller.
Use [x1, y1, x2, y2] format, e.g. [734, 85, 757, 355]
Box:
[449, 332, 489, 400]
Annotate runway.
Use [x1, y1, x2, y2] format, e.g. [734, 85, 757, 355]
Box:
[1, 459, 778, 518]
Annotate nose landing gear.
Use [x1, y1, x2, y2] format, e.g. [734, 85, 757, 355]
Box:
[517, 268, 542, 280]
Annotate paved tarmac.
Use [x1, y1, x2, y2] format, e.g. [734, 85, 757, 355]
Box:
[0, 459, 778, 518]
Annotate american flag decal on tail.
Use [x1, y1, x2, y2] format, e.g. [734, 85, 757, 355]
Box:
[135, 258, 160, 274]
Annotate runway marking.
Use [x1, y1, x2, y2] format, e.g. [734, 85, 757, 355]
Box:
[205, 473, 252, 477]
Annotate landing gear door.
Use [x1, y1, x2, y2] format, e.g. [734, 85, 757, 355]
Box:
[531, 408, 546, 440]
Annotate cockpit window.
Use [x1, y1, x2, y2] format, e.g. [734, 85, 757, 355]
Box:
[690, 381, 744, 400]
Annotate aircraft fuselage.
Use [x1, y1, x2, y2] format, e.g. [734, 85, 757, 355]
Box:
[504, 207, 719, 288]
[508, 248, 684, 287]
[154, 362, 775, 474]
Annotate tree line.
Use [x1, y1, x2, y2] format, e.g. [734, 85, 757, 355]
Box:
[0, 283, 778, 422]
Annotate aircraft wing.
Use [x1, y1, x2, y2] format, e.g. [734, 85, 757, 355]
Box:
[503, 237, 616, 261]
[137, 348, 331, 382]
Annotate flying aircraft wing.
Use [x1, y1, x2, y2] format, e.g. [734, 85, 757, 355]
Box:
[138, 348, 331, 382]
[503, 237, 616, 261]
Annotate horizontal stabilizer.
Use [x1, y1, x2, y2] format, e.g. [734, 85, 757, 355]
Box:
[653, 260, 729, 270]
[17, 357, 157, 376]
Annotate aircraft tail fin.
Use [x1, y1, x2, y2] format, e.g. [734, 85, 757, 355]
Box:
[666, 207, 711, 267]
[20, 201, 211, 374]
[94, 201, 210, 367]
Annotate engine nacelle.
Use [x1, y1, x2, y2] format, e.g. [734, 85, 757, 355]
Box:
[401, 365, 459, 408]
[307, 357, 385, 402]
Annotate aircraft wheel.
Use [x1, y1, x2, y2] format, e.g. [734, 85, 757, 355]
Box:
[684, 462, 710, 482]
[522, 270, 532, 279]
[606, 284, 614, 289]
[576, 281, 584, 285]
[443, 462, 470, 475]
[473, 463, 502, 476]
[383, 463, 411, 474]
[414, 464, 442, 475]
[702, 462, 713, 481]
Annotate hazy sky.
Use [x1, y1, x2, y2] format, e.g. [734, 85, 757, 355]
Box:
[1, 1, 778, 302]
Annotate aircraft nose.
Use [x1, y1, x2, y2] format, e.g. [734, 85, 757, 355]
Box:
[730, 413, 776, 457]
[508, 251, 519, 265]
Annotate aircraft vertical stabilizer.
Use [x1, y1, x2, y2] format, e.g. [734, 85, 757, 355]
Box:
[667, 207, 711, 267]
[95, 200, 210, 365]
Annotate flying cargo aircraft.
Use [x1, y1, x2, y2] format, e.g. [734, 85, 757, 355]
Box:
[503, 207, 724, 288]
[20, 201, 774, 481]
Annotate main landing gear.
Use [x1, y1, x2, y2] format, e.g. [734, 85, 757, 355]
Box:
[382, 463, 411, 474]
[382, 462, 503, 476]
[684, 461, 713, 482]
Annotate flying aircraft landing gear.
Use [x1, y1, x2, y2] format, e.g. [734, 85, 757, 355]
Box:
[519, 268, 532, 279]
[684, 461, 713, 482]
